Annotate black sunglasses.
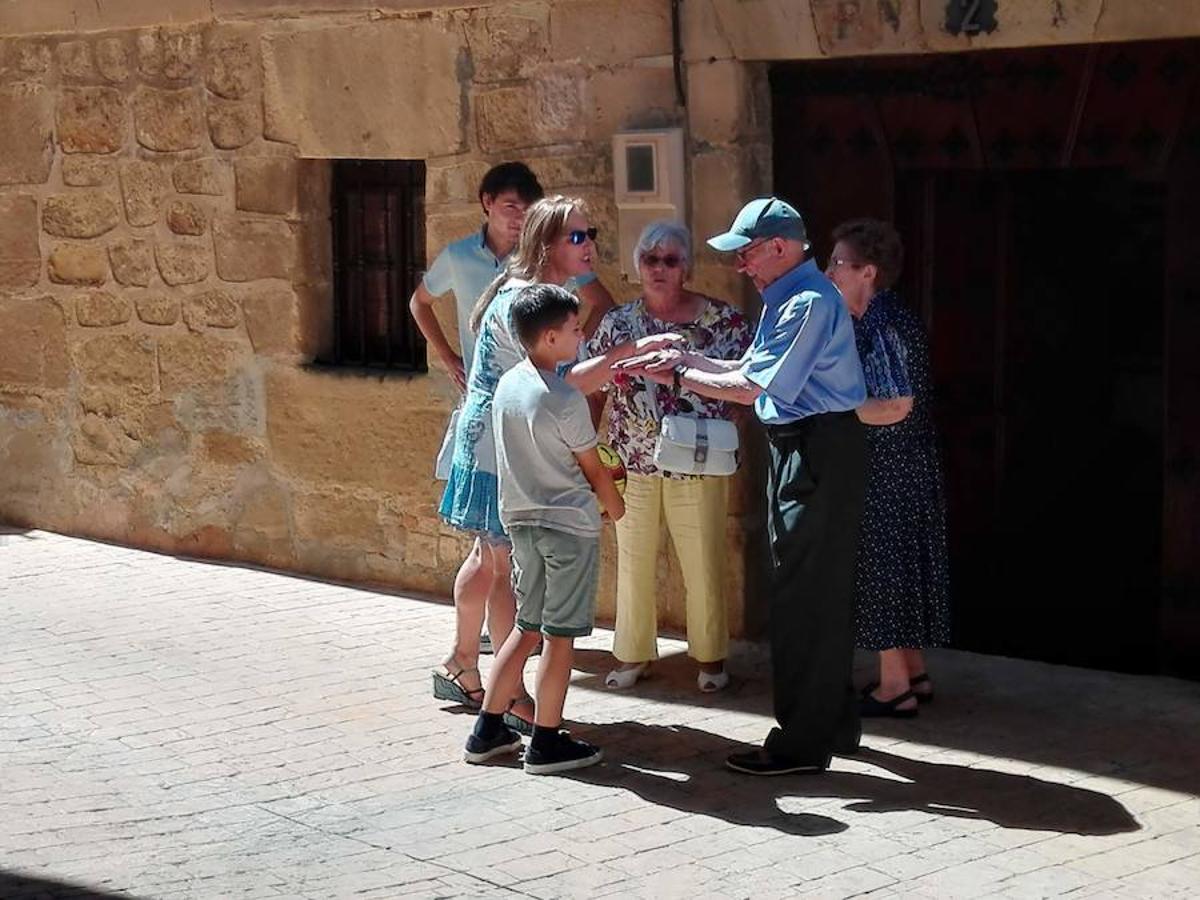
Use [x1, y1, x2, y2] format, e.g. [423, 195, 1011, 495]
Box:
[567, 227, 598, 245]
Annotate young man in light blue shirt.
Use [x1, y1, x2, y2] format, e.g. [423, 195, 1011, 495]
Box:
[617, 198, 868, 776]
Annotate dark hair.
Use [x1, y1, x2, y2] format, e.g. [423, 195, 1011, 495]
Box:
[510, 283, 579, 349]
[831, 218, 905, 290]
[478, 161, 543, 208]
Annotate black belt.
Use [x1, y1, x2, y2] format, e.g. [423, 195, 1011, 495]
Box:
[764, 410, 858, 440]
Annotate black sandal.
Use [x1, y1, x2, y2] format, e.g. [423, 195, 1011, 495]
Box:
[432, 661, 484, 709]
[502, 694, 535, 736]
[909, 672, 934, 704]
[860, 689, 919, 719]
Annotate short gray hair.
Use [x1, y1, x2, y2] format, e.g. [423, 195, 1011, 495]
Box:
[632, 220, 692, 275]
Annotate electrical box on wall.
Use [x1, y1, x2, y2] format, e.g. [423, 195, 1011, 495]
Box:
[613, 128, 686, 283]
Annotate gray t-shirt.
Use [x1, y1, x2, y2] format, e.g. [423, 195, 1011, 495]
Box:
[493, 358, 600, 538]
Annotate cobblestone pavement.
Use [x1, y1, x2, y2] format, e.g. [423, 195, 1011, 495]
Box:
[2, 529, 1199, 899]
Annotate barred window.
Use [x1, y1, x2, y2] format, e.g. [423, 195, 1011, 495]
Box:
[325, 160, 427, 371]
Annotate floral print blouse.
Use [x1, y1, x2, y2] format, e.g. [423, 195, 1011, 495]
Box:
[586, 296, 753, 479]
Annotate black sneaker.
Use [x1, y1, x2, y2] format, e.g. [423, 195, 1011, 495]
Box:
[725, 748, 830, 776]
[463, 726, 523, 764]
[523, 731, 603, 775]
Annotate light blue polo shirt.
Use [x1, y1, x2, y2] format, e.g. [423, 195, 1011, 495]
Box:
[741, 259, 866, 425]
[423, 227, 596, 372]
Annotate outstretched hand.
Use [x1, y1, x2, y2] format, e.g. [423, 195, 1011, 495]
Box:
[614, 348, 682, 384]
[634, 332, 684, 354]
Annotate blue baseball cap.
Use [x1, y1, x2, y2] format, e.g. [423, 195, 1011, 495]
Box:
[706, 197, 809, 252]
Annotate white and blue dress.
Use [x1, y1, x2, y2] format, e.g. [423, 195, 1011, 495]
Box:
[438, 278, 532, 543]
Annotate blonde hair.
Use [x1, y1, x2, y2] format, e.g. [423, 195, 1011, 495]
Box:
[469, 195, 585, 333]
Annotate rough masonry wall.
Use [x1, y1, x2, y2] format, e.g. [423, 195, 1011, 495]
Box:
[0, 3, 752, 632]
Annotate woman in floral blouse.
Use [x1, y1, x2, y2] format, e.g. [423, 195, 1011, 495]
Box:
[588, 221, 753, 692]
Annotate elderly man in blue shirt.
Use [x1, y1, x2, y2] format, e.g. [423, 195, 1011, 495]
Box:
[617, 197, 868, 775]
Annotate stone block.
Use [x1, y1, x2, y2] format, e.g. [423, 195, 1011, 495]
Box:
[158, 333, 241, 392]
[120, 159, 172, 227]
[42, 191, 121, 238]
[0, 296, 68, 389]
[232, 478, 293, 567]
[75, 290, 131, 327]
[261, 20, 465, 158]
[586, 67, 679, 140]
[63, 155, 115, 187]
[464, 6, 549, 83]
[687, 59, 754, 145]
[135, 293, 179, 325]
[425, 159, 493, 205]
[48, 243, 109, 286]
[108, 237, 154, 287]
[155, 241, 210, 286]
[213, 217, 296, 282]
[207, 99, 259, 150]
[202, 431, 262, 465]
[135, 30, 163, 77]
[173, 158, 222, 195]
[133, 87, 204, 152]
[11, 40, 51, 76]
[183, 288, 241, 331]
[95, 37, 131, 83]
[74, 412, 139, 466]
[404, 531, 440, 570]
[0, 84, 54, 185]
[550, 0, 673, 63]
[475, 71, 589, 152]
[75, 333, 156, 393]
[243, 285, 298, 357]
[167, 199, 208, 235]
[235, 157, 298, 215]
[205, 27, 258, 100]
[55, 41, 95, 80]
[701, 0, 824, 61]
[266, 366, 451, 493]
[0, 194, 41, 289]
[161, 28, 201, 80]
[57, 87, 127, 155]
[294, 492, 383, 547]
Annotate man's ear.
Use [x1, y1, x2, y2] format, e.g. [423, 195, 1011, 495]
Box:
[480, 192, 495, 216]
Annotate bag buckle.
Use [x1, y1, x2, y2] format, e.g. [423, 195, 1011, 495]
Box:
[694, 419, 709, 464]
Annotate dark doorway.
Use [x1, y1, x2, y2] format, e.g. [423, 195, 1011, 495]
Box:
[772, 39, 1200, 677]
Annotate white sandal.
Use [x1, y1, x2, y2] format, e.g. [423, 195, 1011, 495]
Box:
[605, 662, 649, 689]
[698, 669, 730, 693]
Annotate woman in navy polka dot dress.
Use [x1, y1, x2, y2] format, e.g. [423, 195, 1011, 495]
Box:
[826, 219, 950, 719]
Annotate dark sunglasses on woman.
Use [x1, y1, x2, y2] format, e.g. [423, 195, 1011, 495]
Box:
[567, 227, 598, 245]
[642, 253, 682, 268]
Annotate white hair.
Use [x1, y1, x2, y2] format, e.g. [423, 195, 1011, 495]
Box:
[632, 220, 692, 275]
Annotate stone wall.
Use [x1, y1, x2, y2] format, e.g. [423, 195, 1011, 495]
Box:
[1, 3, 756, 633]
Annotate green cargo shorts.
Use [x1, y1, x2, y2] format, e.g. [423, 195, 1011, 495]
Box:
[509, 525, 599, 638]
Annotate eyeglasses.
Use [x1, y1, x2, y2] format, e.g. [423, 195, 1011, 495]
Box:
[641, 253, 683, 269]
[735, 239, 772, 262]
[567, 227, 598, 245]
[827, 257, 864, 270]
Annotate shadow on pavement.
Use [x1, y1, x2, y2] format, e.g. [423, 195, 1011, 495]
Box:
[568, 647, 1200, 800]
[0, 871, 146, 899]
[559, 721, 1140, 838]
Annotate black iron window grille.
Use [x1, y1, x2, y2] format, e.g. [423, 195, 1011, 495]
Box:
[327, 160, 427, 371]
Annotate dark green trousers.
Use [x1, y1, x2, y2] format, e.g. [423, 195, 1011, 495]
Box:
[762, 411, 867, 764]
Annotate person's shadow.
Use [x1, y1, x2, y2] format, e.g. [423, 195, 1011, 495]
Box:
[552, 721, 1139, 838]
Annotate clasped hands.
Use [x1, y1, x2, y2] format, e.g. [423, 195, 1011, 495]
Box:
[614, 335, 688, 386]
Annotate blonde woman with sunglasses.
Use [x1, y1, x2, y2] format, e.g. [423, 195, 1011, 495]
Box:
[434, 198, 680, 730]
[587, 220, 753, 693]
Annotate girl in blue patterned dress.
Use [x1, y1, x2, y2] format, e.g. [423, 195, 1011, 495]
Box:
[826, 219, 951, 719]
[434, 197, 680, 727]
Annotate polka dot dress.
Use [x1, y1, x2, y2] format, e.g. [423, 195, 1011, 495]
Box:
[853, 291, 951, 652]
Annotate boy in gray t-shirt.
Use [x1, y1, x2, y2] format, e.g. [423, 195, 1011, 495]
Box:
[464, 284, 625, 775]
